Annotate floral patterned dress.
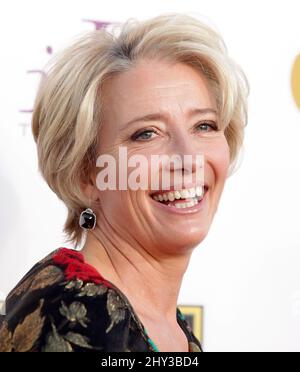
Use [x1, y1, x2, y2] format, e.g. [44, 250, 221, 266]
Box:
[0, 248, 202, 352]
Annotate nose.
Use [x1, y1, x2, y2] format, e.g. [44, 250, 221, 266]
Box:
[162, 131, 204, 185]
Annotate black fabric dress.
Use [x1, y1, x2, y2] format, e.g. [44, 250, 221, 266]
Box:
[0, 248, 202, 352]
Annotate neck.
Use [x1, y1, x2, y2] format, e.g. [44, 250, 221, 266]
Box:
[80, 226, 192, 323]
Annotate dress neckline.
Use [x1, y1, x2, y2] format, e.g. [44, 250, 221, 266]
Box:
[52, 247, 196, 352]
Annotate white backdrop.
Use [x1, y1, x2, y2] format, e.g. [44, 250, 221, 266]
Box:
[1, 0, 300, 352]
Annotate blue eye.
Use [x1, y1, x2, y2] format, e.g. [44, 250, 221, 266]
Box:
[132, 129, 158, 141]
[196, 122, 218, 132]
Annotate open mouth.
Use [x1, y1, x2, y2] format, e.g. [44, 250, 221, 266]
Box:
[150, 185, 208, 210]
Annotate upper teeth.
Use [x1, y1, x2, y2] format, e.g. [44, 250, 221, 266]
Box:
[152, 186, 204, 202]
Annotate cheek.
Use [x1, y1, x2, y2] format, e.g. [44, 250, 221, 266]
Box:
[125, 149, 155, 189]
[207, 136, 230, 183]
[98, 190, 134, 226]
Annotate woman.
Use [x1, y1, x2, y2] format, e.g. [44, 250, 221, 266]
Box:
[0, 12, 248, 352]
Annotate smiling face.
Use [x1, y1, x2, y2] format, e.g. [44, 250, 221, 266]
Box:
[92, 58, 230, 255]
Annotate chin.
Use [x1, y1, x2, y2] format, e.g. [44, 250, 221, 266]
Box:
[158, 227, 209, 253]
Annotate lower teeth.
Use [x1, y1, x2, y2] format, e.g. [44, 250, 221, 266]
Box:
[168, 197, 199, 209]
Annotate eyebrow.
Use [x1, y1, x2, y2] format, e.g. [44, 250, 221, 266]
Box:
[122, 108, 218, 129]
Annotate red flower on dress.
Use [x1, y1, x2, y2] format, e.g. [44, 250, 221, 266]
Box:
[52, 248, 112, 288]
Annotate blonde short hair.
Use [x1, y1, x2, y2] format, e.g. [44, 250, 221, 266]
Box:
[32, 12, 249, 247]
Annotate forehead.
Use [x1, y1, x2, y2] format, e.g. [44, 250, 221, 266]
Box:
[101, 59, 217, 120]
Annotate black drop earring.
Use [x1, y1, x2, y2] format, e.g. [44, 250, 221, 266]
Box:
[79, 208, 96, 230]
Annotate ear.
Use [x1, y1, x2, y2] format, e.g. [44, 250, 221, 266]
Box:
[80, 171, 101, 205]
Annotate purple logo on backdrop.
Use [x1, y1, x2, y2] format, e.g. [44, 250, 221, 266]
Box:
[18, 19, 113, 136]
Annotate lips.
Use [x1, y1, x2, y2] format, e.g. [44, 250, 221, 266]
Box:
[150, 185, 208, 210]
